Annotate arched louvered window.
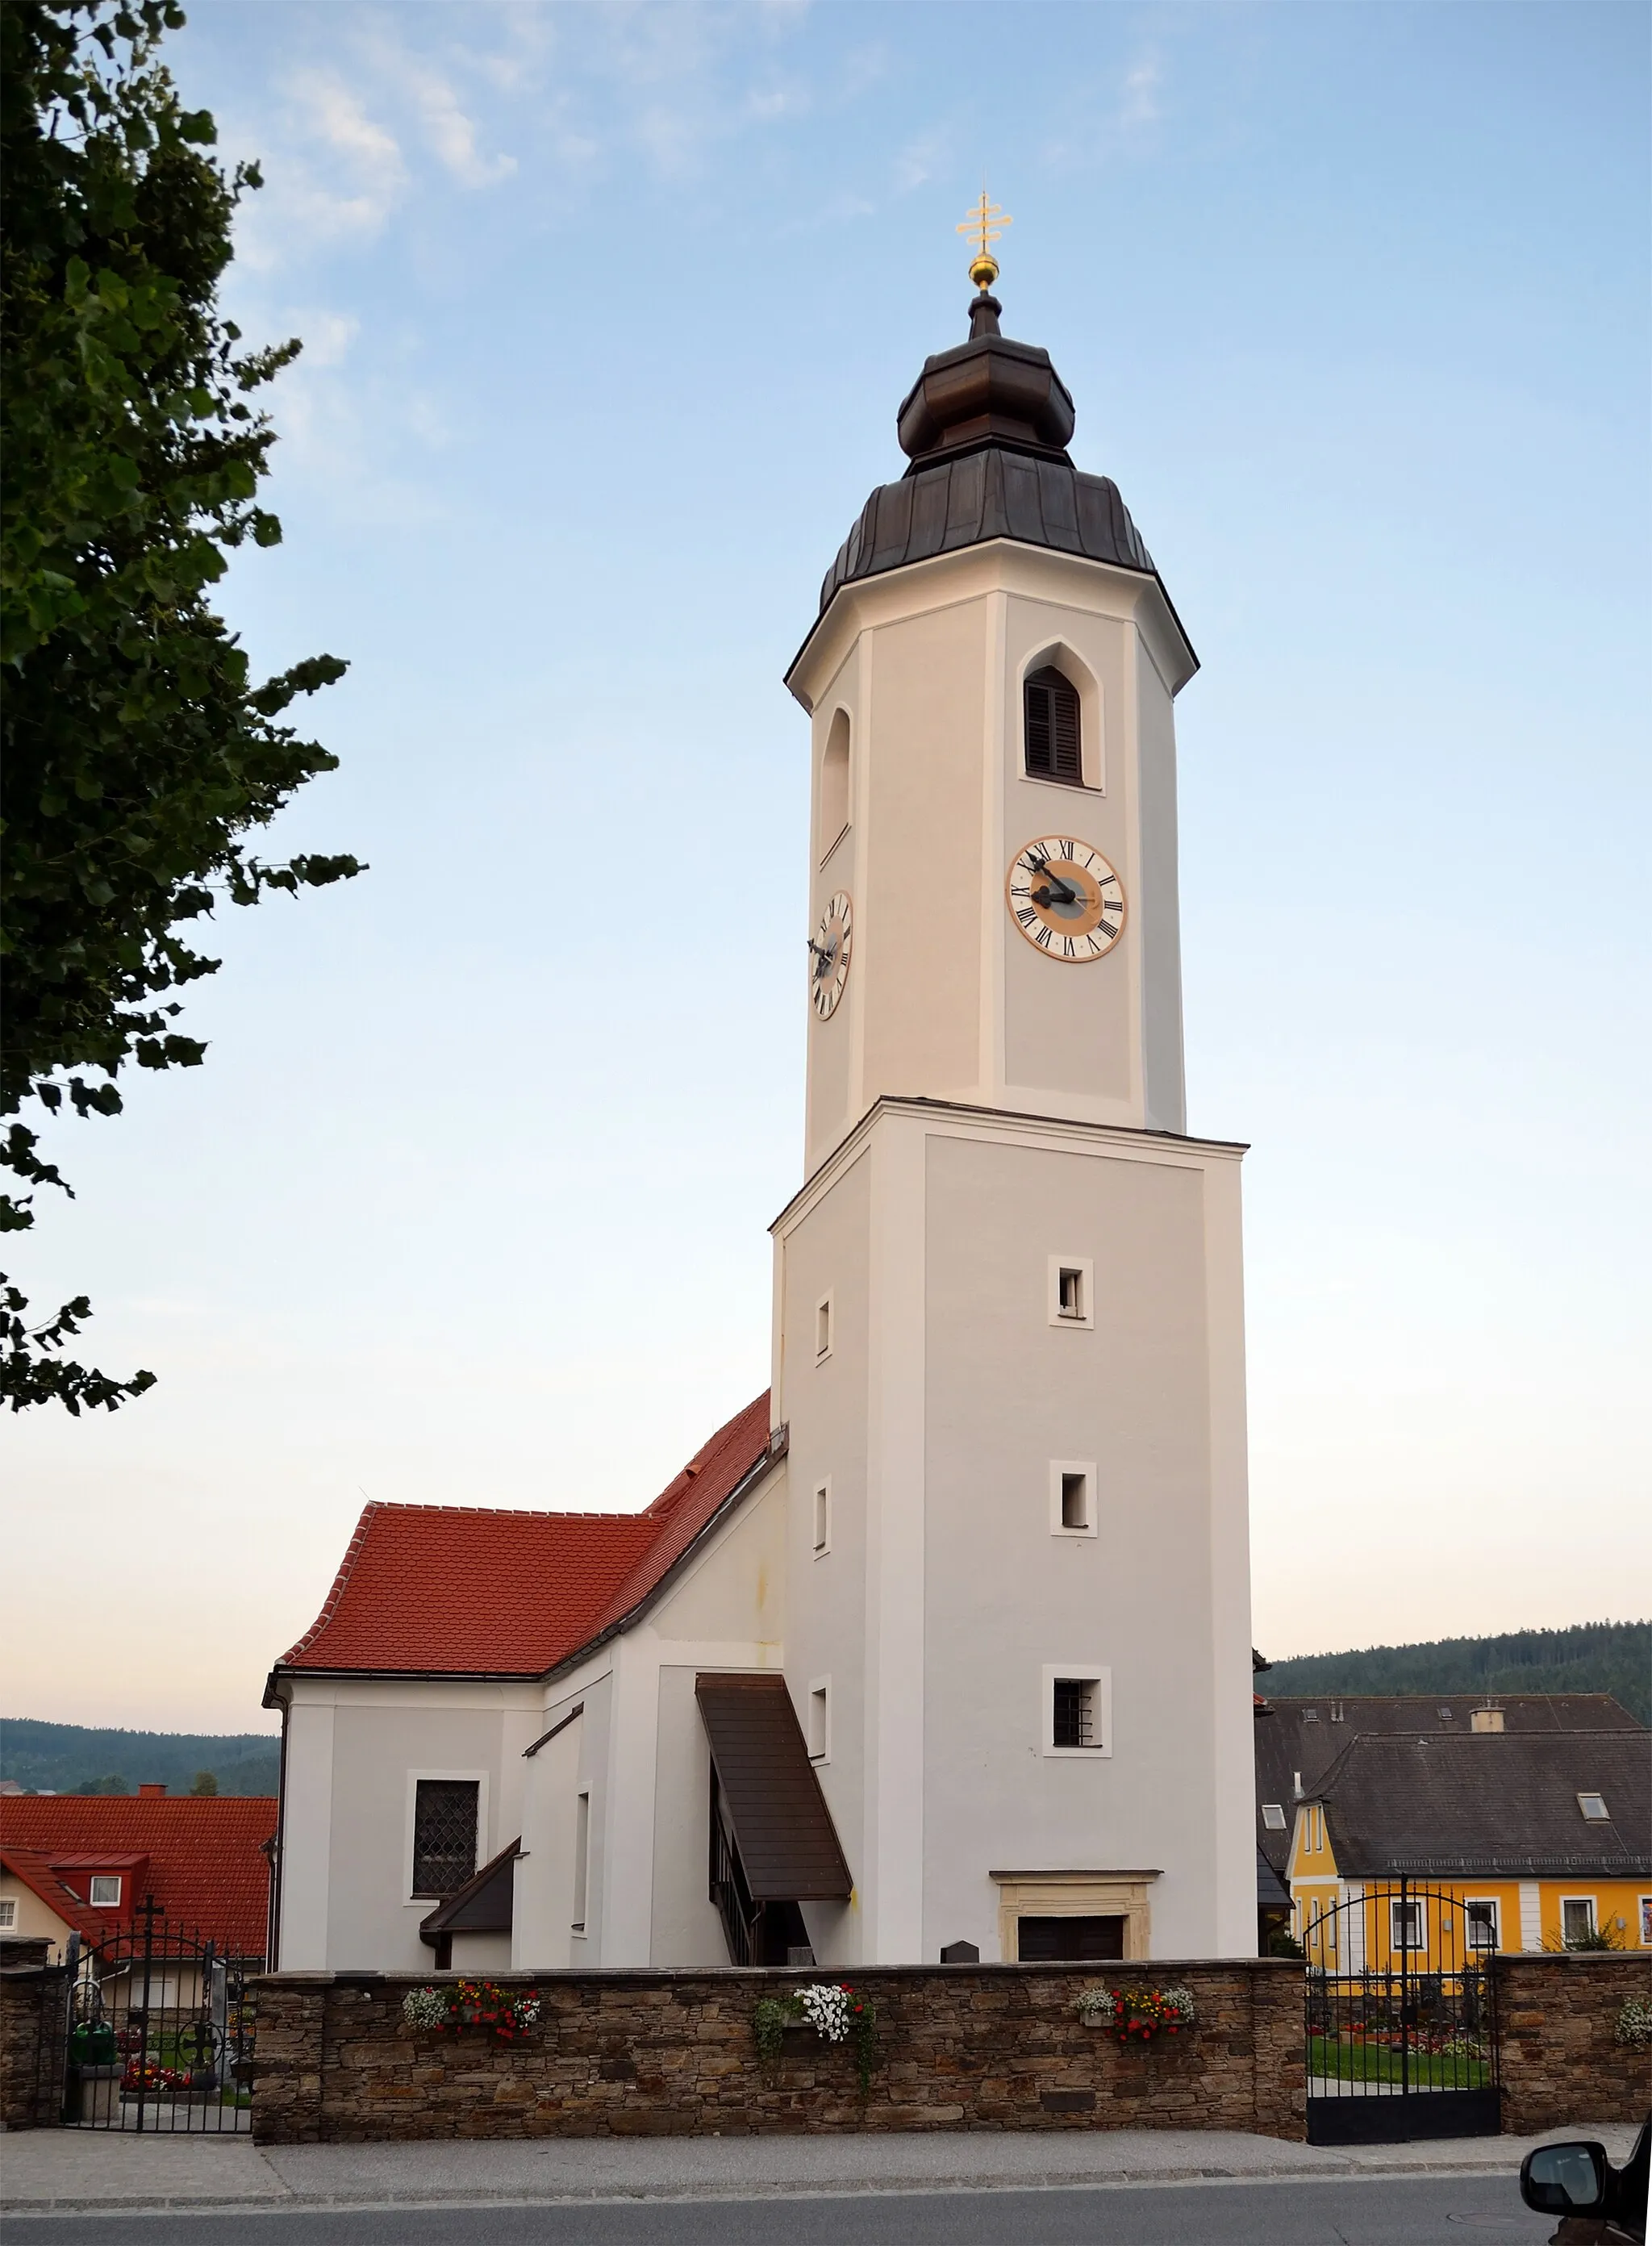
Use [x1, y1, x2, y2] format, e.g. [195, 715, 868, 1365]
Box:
[1024, 666, 1082, 784]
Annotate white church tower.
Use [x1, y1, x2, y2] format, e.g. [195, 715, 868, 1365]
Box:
[771, 212, 1257, 1964]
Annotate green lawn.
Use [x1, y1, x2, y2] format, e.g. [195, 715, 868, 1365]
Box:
[1308, 2035, 1489, 2088]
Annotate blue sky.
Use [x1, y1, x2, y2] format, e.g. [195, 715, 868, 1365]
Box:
[5, 1, 1647, 1730]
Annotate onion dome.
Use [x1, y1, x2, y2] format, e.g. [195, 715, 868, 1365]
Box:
[812, 280, 1187, 667]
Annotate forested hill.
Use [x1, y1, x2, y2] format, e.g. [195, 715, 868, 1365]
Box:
[1264, 1621, 1650, 1726]
[0, 1719, 279, 1797]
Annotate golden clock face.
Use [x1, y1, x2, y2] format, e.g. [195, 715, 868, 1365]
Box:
[810, 890, 853, 1019]
[1006, 837, 1126, 962]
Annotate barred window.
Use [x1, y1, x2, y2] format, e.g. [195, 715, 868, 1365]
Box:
[1053, 1677, 1098, 1749]
[411, 1779, 479, 1898]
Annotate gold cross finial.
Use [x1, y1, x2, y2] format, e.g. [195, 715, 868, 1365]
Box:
[957, 189, 1011, 291]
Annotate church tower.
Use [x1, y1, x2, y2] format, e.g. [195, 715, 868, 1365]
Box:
[774, 215, 1257, 1965]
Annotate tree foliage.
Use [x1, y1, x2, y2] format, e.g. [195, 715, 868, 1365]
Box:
[1, 0, 361, 1409]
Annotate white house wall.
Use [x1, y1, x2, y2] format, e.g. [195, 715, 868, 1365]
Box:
[275, 1679, 540, 1971]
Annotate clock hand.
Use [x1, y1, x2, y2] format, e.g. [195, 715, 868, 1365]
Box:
[1028, 860, 1078, 905]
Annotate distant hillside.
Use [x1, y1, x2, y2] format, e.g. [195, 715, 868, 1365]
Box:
[0, 1718, 279, 1797]
[1264, 1621, 1650, 1726]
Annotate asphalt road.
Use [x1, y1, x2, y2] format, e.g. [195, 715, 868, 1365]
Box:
[2, 2177, 1561, 2244]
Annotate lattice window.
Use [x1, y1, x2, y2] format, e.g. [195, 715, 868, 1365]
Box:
[411, 1779, 478, 1898]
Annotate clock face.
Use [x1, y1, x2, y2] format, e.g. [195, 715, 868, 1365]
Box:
[810, 890, 853, 1019]
[1006, 837, 1126, 962]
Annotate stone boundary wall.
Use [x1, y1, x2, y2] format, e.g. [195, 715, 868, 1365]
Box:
[249, 1962, 1306, 2145]
[1497, 1953, 1652, 2136]
[0, 1940, 67, 2131]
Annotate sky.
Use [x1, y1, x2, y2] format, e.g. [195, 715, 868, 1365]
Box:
[3, 0, 1648, 1735]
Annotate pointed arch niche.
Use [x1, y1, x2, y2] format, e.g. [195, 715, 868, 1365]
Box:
[819, 707, 852, 862]
[1019, 643, 1104, 794]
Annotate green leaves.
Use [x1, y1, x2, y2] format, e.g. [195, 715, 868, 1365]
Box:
[1, 0, 364, 1413]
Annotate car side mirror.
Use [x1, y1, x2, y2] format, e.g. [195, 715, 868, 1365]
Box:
[1521, 2141, 1609, 2216]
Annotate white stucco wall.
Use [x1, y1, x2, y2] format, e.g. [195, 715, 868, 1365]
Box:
[774, 1099, 1254, 1968]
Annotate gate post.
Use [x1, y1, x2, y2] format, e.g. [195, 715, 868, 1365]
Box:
[0, 1939, 69, 2128]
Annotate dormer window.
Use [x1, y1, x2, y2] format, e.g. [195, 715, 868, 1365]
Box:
[88, 1875, 122, 1906]
[1024, 666, 1081, 784]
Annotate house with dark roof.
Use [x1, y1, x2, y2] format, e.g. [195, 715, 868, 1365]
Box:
[267, 253, 1260, 1976]
[1282, 1727, 1652, 1968]
[1254, 1690, 1646, 1899]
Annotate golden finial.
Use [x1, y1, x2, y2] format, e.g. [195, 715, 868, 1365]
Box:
[957, 188, 1012, 291]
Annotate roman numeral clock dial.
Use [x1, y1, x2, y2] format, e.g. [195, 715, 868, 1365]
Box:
[808, 890, 853, 1019]
[1006, 838, 1127, 961]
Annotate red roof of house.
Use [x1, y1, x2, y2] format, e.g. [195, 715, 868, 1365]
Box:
[0, 1846, 108, 1941]
[0, 1796, 276, 1956]
[275, 1392, 775, 1680]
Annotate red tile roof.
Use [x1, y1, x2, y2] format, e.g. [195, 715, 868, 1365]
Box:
[0, 1847, 107, 1942]
[0, 1797, 276, 1956]
[275, 1392, 775, 1680]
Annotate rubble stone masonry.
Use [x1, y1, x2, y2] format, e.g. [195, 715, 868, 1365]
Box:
[248, 1962, 1305, 2145]
[1497, 1953, 1652, 2137]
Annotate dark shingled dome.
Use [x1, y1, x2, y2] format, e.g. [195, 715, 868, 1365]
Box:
[816, 290, 1182, 647]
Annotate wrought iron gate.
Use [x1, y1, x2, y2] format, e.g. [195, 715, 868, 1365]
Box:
[60, 1897, 257, 2132]
[1304, 1879, 1500, 2144]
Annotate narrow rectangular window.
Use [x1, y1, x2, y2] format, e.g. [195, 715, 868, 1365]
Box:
[815, 1293, 833, 1362]
[572, 1790, 590, 1932]
[1053, 1677, 1097, 1749]
[1466, 1900, 1499, 1950]
[1048, 1255, 1095, 1330]
[411, 1778, 479, 1900]
[1561, 1897, 1596, 1946]
[1024, 667, 1082, 784]
[1061, 1472, 1087, 1530]
[1391, 1898, 1425, 1953]
[812, 1480, 831, 1556]
[807, 1680, 829, 1763]
[88, 1875, 121, 1906]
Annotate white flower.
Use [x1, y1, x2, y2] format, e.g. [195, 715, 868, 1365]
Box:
[402, 1986, 447, 2029]
[1617, 1996, 1652, 2048]
[797, 1983, 854, 2043]
[1074, 1985, 1114, 2023]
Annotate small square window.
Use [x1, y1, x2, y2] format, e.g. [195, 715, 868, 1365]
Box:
[1437, 1705, 1456, 1720]
[1261, 1803, 1287, 1831]
[1049, 1459, 1097, 1538]
[88, 1876, 121, 1907]
[807, 1680, 830, 1764]
[812, 1479, 831, 1558]
[1577, 1793, 1609, 1822]
[1047, 1255, 1094, 1330]
[1301, 1708, 1319, 1722]
[0, 1898, 16, 1930]
[815, 1293, 833, 1363]
[1043, 1665, 1110, 1756]
[1562, 1897, 1596, 1945]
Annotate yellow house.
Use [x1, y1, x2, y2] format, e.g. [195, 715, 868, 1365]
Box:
[1286, 1727, 1650, 1964]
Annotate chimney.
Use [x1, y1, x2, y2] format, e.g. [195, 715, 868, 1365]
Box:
[138, 1783, 166, 1797]
[1292, 1769, 1304, 1800]
[1471, 1706, 1504, 1734]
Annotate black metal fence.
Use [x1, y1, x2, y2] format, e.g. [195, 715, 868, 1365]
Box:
[1304, 1879, 1501, 2144]
[60, 1897, 257, 2133]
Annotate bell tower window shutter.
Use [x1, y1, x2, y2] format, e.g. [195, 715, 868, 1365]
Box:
[1024, 666, 1081, 784]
